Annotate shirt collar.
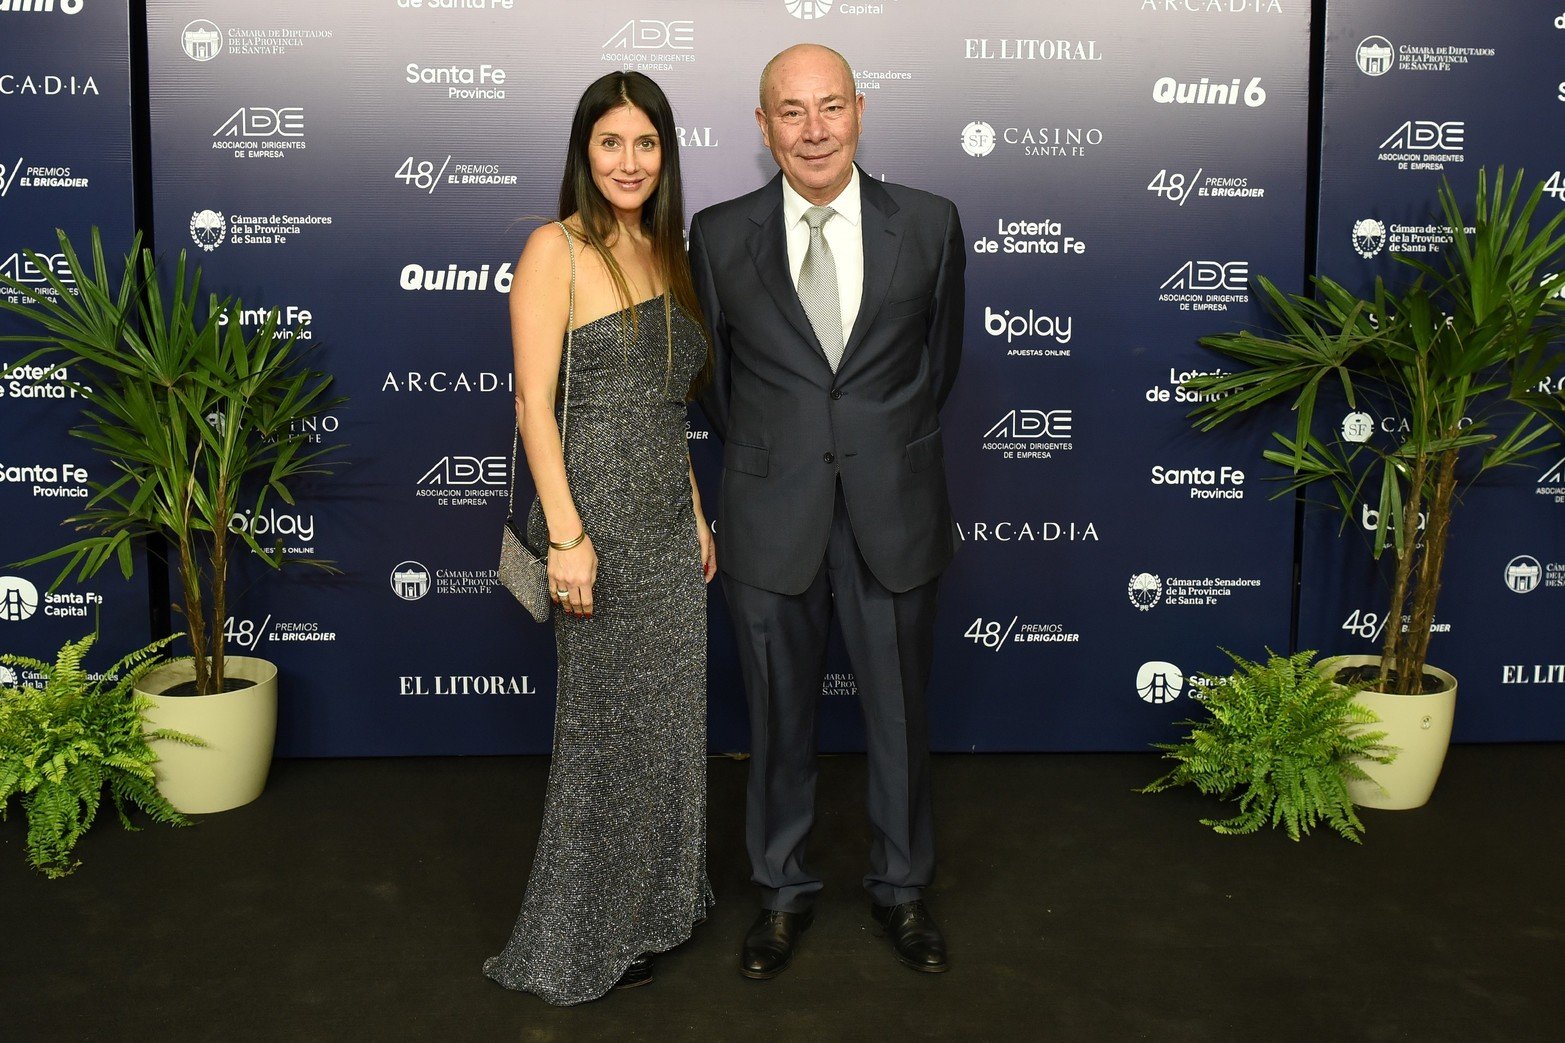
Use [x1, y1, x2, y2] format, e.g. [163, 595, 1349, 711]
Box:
[781, 165, 862, 229]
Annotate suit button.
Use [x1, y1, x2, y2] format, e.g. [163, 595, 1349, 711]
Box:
[822, 452, 835, 464]
[830, 389, 842, 400]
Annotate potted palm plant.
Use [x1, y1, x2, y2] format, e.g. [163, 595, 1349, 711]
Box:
[1186, 169, 1565, 809]
[0, 228, 342, 813]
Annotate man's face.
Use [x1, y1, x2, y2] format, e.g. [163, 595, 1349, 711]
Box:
[756, 48, 863, 206]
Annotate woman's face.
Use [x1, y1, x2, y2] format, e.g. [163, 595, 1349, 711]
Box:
[587, 103, 662, 218]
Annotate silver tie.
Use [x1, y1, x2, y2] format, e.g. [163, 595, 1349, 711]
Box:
[798, 205, 843, 371]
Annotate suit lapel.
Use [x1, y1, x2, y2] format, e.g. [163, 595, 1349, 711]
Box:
[746, 176, 826, 361]
[840, 173, 903, 371]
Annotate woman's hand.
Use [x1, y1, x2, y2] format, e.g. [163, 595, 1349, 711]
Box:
[548, 535, 597, 617]
[696, 515, 716, 584]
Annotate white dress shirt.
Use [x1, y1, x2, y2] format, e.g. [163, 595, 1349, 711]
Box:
[780, 165, 864, 346]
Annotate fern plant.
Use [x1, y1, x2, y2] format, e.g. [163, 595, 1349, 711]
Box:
[1142, 649, 1396, 843]
[0, 632, 201, 878]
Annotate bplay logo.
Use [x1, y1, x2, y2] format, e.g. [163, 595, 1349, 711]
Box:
[0, 576, 39, 622]
[1356, 36, 1394, 76]
[1360, 503, 1426, 535]
[0, 1, 86, 14]
[1504, 555, 1541, 594]
[983, 306, 1072, 344]
[784, 0, 832, 18]
[182, 20, 222, 62]
[230, 508, 316, 549]
[1135, 661, 1183, 704]
[960, 121, 996, 157]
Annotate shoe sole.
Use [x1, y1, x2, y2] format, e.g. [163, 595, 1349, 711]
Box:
[893, 952, 949, 974]
[739, 960, 788, 981]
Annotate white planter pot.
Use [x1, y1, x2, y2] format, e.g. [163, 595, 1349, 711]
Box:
[138, 655, 278, 814]
[1321, 654, 1457, 811]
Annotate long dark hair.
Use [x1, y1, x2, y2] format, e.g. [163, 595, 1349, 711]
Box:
[560, 71, 711, 396]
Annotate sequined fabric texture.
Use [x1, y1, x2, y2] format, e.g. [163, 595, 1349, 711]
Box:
[483, 296, 712, 1005]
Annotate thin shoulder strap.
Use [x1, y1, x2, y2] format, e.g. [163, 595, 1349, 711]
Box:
[507, 221, 578, 516]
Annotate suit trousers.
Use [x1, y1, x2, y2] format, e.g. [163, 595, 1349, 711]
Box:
[722, 481, 938, 912]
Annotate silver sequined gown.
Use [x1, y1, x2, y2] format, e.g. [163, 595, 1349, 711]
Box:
[484, 295, 712, 1005]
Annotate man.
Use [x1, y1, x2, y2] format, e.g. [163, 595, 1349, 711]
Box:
[689, 43, 965, 978]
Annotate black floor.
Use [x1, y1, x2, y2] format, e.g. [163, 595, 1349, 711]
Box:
[4, 747, 1563, 1041]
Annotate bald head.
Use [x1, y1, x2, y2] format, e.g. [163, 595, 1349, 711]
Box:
[759, 43, 854, 111]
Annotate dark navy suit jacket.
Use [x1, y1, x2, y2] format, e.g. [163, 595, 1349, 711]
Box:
[691, 170, 966, 595]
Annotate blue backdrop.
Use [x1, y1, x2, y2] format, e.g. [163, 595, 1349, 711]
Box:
[3, 1, 1558, 754]
[0, 0, 145, 681]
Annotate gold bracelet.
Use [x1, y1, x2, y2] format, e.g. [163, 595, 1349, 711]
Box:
[549, 530, 587, 551]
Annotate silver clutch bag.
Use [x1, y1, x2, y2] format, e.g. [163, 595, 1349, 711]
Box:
[499, 509, 550, 623]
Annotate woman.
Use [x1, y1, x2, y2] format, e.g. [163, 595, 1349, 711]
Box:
[483, 71, 715, 1005]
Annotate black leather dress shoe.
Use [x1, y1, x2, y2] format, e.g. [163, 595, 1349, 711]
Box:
[871, 900, 948, 973]
[740, 907, 813, 980]
[613, 952, 654, 990]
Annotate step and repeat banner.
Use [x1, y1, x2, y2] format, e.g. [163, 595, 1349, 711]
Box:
[1309, 0, 1565, 740]
[131, 0, 1310, 756]
[0, 2, 146, 680]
